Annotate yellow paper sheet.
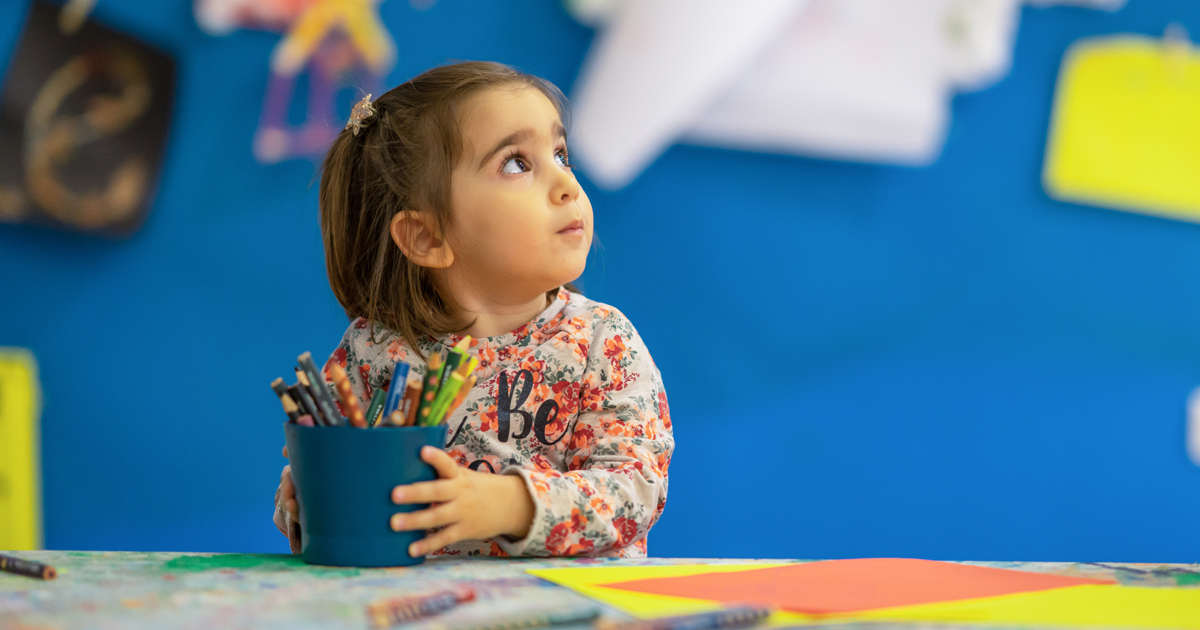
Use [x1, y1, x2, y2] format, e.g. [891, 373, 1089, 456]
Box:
[855, 584, 1200, 629]
[1043, 35, 1200, 222]
[528, 564, 813, 626]
[530, 565, 1200, 629]
[0, 348, 42, 550]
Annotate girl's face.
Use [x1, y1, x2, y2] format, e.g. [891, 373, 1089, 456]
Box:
[445, 86, 592, 300]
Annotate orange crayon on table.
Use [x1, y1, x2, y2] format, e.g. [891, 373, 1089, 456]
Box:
[329, 363, 366, 427]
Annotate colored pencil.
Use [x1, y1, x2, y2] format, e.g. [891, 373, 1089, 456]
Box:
[288, 382, 326, 427]
[593, 606, 771, 630]
[294, 369, 330, 426]
[443, 373, 477, 420]
[280, 394, 302, 423]
[427, 357, 477, 426]
[366, 587, 476, 629]
[329, 363, 366, 427]
[402, 384, 422, 426]
[413, 352, 444, 427]
[0, 553, 56, 580]
[296, 414, 315, 427]
[381, 361, 411, 419]
[438, 336, 471, 391]
[426, 605, 600, 630]
[270, 378, 302, 423]
[298, 352, 345, 426]
[365, 388, 387, 428]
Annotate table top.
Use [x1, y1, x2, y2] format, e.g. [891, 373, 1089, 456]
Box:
[2, 552, 1198, 629]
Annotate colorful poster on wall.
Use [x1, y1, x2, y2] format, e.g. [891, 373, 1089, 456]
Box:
[194, 0, 400, 164]
[0, 0, 175, 237]
[0, 348, 42, 551]
[1043, 28, 1200, 223]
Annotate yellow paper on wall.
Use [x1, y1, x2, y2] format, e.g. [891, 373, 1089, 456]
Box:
[0, 348, 42, 550]
[1043, 34, 1200, 222]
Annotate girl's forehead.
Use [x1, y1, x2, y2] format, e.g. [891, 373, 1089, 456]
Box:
[460, 86, 562, 143]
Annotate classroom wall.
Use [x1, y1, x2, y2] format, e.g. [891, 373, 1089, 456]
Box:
[1, 0, 1198, 562]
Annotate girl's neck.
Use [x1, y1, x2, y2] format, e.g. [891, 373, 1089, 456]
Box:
[452, 289, 553, 339]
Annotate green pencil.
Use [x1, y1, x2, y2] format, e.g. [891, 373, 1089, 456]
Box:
[427, 356, 477, 426]
[413, 352, 444, 427]
[365, 388, 387, 428]
[438, 336, 471, 392]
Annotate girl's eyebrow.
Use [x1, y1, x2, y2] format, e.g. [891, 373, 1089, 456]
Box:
[475, 122, 567, 171]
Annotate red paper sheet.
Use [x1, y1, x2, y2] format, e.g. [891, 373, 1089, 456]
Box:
[602, 558, 1116, 615]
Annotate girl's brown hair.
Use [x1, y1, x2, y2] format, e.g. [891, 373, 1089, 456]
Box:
[319, 61, 579, 355]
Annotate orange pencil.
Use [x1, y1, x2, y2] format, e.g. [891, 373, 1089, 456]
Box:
[443, 373, 477, 419]
[330, 364, 366, 427]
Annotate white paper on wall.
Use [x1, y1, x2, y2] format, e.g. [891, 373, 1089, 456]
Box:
[566, 0, 1127, 189]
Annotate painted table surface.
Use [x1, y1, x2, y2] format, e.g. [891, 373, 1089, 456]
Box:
[2, 552, 1199, 630]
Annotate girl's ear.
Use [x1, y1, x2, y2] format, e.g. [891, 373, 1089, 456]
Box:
[390, 211, 454, 269]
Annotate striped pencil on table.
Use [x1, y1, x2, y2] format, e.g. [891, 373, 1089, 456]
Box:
[593, 606, 772, 630]
[366, 587, 476, 628]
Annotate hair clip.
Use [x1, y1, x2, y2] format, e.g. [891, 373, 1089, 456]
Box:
[345, 94, 377, 136]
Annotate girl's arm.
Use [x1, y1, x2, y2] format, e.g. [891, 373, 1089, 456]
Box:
[497, 311, 674, 556]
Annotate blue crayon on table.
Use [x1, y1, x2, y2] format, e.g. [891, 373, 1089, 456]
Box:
[593, 606, 772, 630]
[366, 587, 476, 628]
[429, 605, 601, 630]
[381, 361, 411, 419]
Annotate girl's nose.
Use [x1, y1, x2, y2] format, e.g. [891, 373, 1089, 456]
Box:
[552, 169, 581, 204]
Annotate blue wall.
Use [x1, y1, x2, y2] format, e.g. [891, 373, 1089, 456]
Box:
[1, 0, 1198, 562]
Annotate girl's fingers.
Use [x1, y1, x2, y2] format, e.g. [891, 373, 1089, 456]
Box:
[392, 479, 457, 505]
[286, 498, 297, 518]
[410, 523, 464, 558]
[273, 507, 288, 535]
[390, 502, 456, 532]
[280, 469, 294, 497]
[421, 446, 462, 479]
[282, 446, 289, 458]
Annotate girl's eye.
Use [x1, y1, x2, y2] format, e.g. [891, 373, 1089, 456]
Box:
[555, 150, 571, 168]
[501, 155, 528, 174]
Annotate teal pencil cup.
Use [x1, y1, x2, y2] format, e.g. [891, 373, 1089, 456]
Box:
[283, 423, 448, 567]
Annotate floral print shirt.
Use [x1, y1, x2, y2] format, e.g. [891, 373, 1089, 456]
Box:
[312, 287, 673, 557]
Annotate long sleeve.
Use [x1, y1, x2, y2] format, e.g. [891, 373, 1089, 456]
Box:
[496, 310, 674, 556]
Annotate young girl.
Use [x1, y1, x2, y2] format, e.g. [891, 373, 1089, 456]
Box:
[272, 61, 673, 558]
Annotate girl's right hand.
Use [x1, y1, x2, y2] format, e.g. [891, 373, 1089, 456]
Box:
[273, 447, 302, 553]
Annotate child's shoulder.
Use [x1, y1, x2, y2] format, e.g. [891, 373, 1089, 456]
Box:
[335, 317, 413, 364]
[558, 290, 644, 344]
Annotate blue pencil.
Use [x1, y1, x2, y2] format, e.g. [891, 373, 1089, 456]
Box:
[381, 361, 411, 420]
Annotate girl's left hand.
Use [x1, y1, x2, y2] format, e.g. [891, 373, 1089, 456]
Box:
[391, 446, 535, 557]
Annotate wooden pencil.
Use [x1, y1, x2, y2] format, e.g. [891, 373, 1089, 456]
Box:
[0, 554, 56, 580]
[413, 352, 444, 427]
[329, 363, 366, 427]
